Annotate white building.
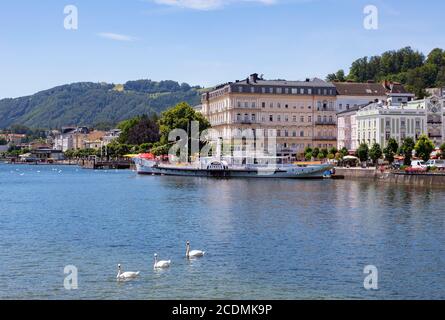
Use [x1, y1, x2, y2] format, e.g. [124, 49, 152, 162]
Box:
[356, 96, 445, 148]
[337, 106, 359, 152]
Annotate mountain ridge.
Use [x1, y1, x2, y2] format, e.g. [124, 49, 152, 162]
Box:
[0, 80, 203, 129]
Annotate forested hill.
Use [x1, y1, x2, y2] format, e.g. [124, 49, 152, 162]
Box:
[327, 47, 445, 98]
[0, 80, 202, 129]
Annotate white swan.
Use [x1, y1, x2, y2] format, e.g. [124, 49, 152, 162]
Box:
[186, 241, 205, 258]
[116, 264, 140, 280]
[153, 253, 171, 269]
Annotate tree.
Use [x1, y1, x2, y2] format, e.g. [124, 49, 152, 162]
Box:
[386, 138, 399, 154]
[326, 69, 346, 82]
[125, 114, 160, 145]
[357, 143, 369, 162]
[340, 147, 349, 158]
[329, 147, 338, 155]
[399, 137, 415, 165]
[157, 102, 210, 158]
[369, 143, 383, 165]
[0, 137, 7, 145]
[311, 147, 320, 159]
[440, 143, 445, 159]
[414, 134, 435, 162]
[305, 152, 312, 161]
[304, 146, 313, 155]
[383, 147, 395, 164]
[383, 138, 398, 164]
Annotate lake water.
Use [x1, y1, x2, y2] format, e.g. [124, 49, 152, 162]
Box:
[0, 163, 444, 299]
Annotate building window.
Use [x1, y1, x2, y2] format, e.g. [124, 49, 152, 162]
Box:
[262, 87, 266, 94]
[285, 115, 289, 122]
[262, 102, 266, 108]
[285, 104, 289, 109]
[277, 88, 282, 94]
[277, 115, 281, 122]
[269, 115, 273, 122]
[270, 102, 273, 108]
[300, 116, 304, 123]
[238, 86, 243, 93]
[308, 116, 312, 123]
[300, 131, 304, 137]
[251, 87, 255, 93]
[244, 102, 248, 108]
[252, 102, 256, 108]
[308, 89, 312, 95]
[291, 88, 298, 94]
[277, 103, 281, 108]
[293, 115, 297, 122]
[237, 102, 241, 108]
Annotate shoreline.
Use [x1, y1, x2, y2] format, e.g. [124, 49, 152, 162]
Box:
[334, 167, 445, 187]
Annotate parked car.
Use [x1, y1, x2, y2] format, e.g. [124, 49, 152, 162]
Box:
[405, 160, 427, 173]
[411, 160, 427, 169]
[425, 159, 445, 169]
[391, 160, 402, 170]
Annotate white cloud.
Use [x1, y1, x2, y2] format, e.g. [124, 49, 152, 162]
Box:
[97, 33, 137, 42]
[153, 0, 277, 10]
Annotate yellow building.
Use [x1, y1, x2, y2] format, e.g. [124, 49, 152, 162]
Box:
[201, 74, 337, 159]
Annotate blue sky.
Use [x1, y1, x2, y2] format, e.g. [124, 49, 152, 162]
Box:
[0, 0, 444, 98]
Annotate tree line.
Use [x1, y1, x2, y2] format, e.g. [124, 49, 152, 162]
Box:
[354, 135, 443, 167]
[327, 47, 445, 98]
[64, 102, 210, 159]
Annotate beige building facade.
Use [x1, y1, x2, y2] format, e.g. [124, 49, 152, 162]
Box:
[201, 74, 337, 159]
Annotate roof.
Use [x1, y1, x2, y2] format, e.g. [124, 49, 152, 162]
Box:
[234, 77, 335, 88]
[334, 82, 387, 96]
[334, 81, 412, 96]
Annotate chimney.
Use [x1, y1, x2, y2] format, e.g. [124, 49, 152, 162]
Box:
[249, 73, 259, 83]
[305, 78, 310, 82]
[246, 77, 250, 84]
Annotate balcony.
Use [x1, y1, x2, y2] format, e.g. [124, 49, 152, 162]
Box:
[313, 136, 337, 141]
[233, 119, 257, 125]
[315, 120, 336, 126]
[427, 120, 442, 124]
[429, 133, 443, 138]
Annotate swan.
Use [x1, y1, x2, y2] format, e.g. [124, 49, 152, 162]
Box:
[186, 241, 205, 258]
[116, 264, 140, 280]
[153, 253, 171, 269]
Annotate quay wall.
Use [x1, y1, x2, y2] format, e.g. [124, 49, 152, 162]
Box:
[335, 168, 445, 187]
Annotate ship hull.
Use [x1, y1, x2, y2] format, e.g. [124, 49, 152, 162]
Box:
[135, 160, 332, 179]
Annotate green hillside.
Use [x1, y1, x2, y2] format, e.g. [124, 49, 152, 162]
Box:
[0, 80, 202, 129]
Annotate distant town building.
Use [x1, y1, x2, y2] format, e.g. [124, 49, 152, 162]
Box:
[53, 127, 120, 152]
[355, 96, 445, 148]
[201, 73, 337, 159]
[426, 87, 445, 98]
[0, 133, 27, 146]
[102, 129, 121, 145]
